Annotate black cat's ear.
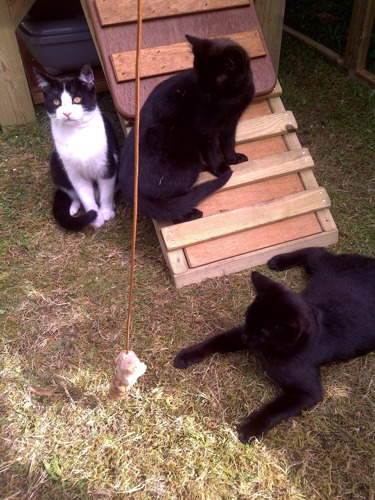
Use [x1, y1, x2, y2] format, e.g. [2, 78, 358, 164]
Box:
[78, 64, 95, 90]
[251, 271, 284, 297]
[185, 34, 200, 46]
[223, 46, 248, 72]
[185, 34, 209, 55]
[33, 68, 53, 89]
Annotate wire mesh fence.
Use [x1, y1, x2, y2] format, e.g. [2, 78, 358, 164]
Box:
[284, 0, 375, 75]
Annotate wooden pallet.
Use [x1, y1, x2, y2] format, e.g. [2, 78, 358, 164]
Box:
[82, 0, 338, 287]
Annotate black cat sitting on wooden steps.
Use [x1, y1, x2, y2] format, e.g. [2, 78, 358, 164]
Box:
[174, 247, 375, 442]
[118, 34, 255, 223]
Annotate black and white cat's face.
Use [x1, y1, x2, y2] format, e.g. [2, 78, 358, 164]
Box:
[186, 34, 250, 93]
[34, 64, 97, 125]
[242, 272, 314, 355]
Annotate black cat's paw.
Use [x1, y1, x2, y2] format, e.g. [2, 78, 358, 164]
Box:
[233, 153, 248, 165]
[188, 209, 203, 221]
[211, 161, 231, 176]
[267, 254, 286, 271]
[173, 209, 203, 223]
[237, 416, 266, 444]
[173, 347, 204, 369]
[225, 152, 248, 166]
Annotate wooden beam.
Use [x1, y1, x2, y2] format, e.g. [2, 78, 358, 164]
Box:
[161, 187, 331, 251]
[0, 0, 36, 127]
[8, 0, 35, 26]
[95, 0, 250, 26]
[254, 0, 285, 73]
[344, 0, 375, 72]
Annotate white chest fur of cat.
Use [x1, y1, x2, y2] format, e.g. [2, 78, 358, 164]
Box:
[35, 64, 119, 232]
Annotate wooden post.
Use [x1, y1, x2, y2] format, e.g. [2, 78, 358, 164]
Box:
[345, 0, 375, 85]
[254, 0, 286, 74]
[0, 0, 36, 129]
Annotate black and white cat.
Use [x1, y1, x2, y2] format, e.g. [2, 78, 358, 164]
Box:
[118, 34, 255, 223]
[35, 64, 119, 231]
[174, 247, 375, 442]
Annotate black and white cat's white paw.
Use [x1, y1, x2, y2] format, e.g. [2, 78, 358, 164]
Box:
[69, 199, 81, 216]
[90, 207, 115, 228]
[91, 210, 105, 228]
[101, 207, 116, 222]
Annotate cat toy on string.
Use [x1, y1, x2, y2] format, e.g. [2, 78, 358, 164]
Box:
[108, 0, 146, 401]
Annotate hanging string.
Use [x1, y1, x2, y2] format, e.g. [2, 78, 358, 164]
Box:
[108, 0, 147, 402]
[125, 0, 143, 353]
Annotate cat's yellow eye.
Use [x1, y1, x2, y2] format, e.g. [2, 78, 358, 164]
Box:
[73, 96, 82, 104]
[53, 99, 60, 106]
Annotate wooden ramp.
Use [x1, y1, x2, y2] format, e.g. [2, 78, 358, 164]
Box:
[82, 0, 338, 287]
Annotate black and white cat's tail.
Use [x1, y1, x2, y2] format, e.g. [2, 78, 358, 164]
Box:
[137, 169, 232, 222]
[52, 190, 97, 231]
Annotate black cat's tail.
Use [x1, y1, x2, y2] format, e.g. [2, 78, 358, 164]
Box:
[52, 190, 97, 231]
[138, 169, 233, 222]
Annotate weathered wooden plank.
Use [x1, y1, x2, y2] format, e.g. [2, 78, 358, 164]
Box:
[196, 148, 314, 191]
[185, 213, 321, 268]
[111, 31, 265, 82]
[236, 110, 297, 143]
[172, 230, 339, 288]
[95, 0, 250, 26]
[161, 187, 331, 251]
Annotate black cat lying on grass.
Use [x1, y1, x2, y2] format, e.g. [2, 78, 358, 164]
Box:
[119, 34, 254, 223]
[174, 247, 375, 442]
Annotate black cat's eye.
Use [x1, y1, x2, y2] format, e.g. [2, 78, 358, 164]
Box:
[53, 99, 60, 106]
[73, 96, 82, 104]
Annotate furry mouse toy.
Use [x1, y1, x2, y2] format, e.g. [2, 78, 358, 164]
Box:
[109, 350, 147, 401]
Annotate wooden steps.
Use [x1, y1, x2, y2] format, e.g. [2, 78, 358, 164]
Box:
[153, 89, 338, 287]
[81, 0, 338, 287]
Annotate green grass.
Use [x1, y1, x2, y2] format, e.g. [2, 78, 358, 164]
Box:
[1, 33, 374, 498]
